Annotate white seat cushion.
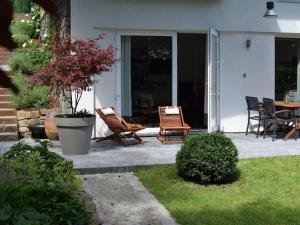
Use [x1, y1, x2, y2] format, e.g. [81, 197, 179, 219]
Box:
[102, 107, 115, 115]
[165, 107, 180, 115]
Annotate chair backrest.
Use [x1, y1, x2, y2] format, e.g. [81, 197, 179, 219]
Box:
[158, 106, 185, 128]
[96, 107, 129, 133]
[245, 96, 260, 111]
[262, 98, 276, 117]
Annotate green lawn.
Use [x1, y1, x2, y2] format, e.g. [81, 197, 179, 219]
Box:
[135, 157, 300, 225]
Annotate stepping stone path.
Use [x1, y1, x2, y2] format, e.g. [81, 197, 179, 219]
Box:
[81, 173, 178, 225]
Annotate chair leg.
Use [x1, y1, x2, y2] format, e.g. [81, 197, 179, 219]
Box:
[246, 117, 250, 135]
[132, 132, 144, 144]
[263, 119, 267, 139]
[257, 119, 261, 138]
[94, 133, 116, 142]
[273, 122, 278, 141]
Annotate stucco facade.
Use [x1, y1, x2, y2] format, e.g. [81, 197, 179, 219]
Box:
[70, 0, 300, 135]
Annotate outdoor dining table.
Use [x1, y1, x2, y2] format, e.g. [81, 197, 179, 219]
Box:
[275, 101, 300, 140]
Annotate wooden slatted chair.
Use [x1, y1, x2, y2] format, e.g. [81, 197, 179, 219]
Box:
[158, 106, 191, 144]
[95, 107, 144, 146]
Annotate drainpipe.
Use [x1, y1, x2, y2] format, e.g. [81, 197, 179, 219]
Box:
[297, 41, 300, 98]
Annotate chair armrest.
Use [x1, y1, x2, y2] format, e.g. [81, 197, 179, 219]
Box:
[275, 109, 293, 117]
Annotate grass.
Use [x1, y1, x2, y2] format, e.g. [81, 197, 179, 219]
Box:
[135, 156, 300, 225]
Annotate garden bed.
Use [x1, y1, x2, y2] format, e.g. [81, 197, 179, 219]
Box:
[135, 156, 300, 225]
[0, 141, 100, 225]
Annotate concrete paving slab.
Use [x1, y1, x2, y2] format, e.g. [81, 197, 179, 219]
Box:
[3, 133, 300, 173]
[81, 173, 179, 225]
[48, 134, 300, 173]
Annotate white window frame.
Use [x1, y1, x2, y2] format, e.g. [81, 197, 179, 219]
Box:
[115, 30, 178, 114]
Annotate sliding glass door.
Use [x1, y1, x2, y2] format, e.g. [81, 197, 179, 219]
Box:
[121, 35, 173, 126]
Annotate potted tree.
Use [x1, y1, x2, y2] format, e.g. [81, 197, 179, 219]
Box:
[32, 34, 117, 155]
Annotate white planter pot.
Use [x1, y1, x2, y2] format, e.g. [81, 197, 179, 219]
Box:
[54, 115, 95, 155]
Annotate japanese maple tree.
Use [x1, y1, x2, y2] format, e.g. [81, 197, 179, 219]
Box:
[31, 34, 118, 115]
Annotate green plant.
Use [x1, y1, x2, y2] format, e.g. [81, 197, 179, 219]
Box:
[29, 4, 42, 38]
[176, 132, 238, 184]
[0, 141, 81, 190]
[9, 44, 52, 75]
[10, 20, 32, 38]
[12, 33, 30, 46]
[0, 141, 89, 225]
[0, 203, 49, 225]
[9, 52, 32, 74]
[11, 72, 51, 109]
[0, 181, 90, 225]
[11, 0, 32, 13]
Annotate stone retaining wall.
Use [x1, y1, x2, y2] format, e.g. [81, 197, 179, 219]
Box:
[17, 108, 59, 138]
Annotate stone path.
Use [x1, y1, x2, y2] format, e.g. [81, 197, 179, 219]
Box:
[81, 173, 178, 225]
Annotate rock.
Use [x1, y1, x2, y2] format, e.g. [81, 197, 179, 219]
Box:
[17, 110, 30, 120]
[30, 110, 40, 119]
[19, 127, 29, 133]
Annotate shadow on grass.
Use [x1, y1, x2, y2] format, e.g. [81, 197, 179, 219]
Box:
[179, 169, 241, 186]
[173, 199, 300, 225]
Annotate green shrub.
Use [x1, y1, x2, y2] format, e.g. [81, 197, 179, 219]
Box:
[11, 72, 51, 109]
[0, 181, 90, 225]
[9, 52, 32, 74]
[9, 47, 52, 74]
[10, 20, 32, 37]
[0, 203, 49, 225]
[0, 141, 81, 190]
[176, 132, 239, 184]
[12, 33, 30, 46]
[0, 141, 89, 225]
[11, 0, 32, 13]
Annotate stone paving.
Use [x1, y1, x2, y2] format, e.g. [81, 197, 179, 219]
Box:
[46, 133, 300, 173]
[81, 173, 178, 225]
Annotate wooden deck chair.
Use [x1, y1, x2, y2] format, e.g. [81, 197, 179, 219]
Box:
[158, 106, 191, 144]
[95, 107, 144, 146]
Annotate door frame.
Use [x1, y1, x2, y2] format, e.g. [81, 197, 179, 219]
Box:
[207, 28, 220, 132]
[115, 30, 178, 114]
[115, 29, 218, 133]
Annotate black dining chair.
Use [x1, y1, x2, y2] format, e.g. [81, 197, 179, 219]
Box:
[262, 98, 294, 141]
[245, 96, 265, 138]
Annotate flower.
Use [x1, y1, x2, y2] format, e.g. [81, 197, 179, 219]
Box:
[43, 33, 48, 38]
[21, 19, 25, 22]
[22, 42, 27, 48]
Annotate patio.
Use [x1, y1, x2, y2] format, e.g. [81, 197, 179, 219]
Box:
[48, 133, 300, 174]
[1, 133, 300, 174]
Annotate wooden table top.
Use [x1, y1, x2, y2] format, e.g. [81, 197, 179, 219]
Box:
[275, 101, 300, 108]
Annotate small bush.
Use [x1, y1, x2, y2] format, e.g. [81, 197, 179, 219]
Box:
[0, 141, 89, 225]
[10, 20, 32, 37]
[0, 141, 80, 190]
[9, 47, 52, 74]
[11, 72, 51, 109]
[12, 33, 30, 46]
[176, 132, 238, 184]
[0, 181, 90, 225]
[9, 52, 32, 74]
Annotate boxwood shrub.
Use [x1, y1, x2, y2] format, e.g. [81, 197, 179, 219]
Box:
[176, 132, 238, 184]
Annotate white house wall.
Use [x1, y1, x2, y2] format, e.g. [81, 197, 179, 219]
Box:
[71, 0, 298, 133]
[219, 33, 275, 132]
[71, 0, 300, 34]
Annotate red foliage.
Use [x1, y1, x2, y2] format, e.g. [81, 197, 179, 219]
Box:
[31, 34, 118, 114]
